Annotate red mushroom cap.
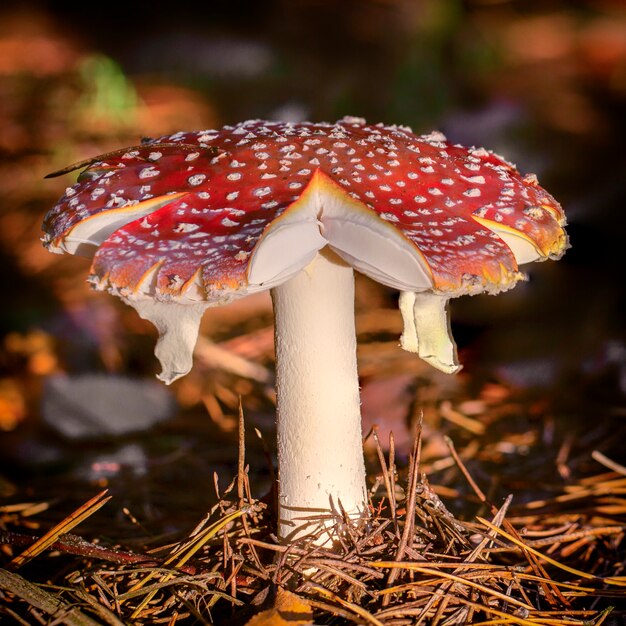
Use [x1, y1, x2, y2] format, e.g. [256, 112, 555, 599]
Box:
[43, 117, 568, 303]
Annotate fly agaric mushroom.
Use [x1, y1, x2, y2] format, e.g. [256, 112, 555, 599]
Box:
[42, 117, 568, 542]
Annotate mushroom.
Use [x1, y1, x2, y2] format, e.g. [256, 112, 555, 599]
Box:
[42, 117, 568, 542]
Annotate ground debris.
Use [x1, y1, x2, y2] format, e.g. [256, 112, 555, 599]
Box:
[1, 422, 624, 625]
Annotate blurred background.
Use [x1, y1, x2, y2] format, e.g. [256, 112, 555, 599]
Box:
[0, 0, 624, 527]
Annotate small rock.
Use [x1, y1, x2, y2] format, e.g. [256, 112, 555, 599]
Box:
[42, 374, 176, 439]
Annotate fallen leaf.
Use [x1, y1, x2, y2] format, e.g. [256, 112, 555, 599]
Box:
[246, 588, 313, 626]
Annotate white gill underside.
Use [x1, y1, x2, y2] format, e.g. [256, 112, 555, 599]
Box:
[246, 186, 434, 292]
[51, 194, 187, 257]
[69, 181, 538, 382]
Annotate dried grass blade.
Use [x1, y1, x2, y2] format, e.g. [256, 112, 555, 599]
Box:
[117, 574, 232, 603]
[309, 583, 385, 626]
[72, 588, 127, 626]
[477, 518, 626, 587]
[459, 601, 574, 626]
[446, 437, 565, 606]
[372, 426, 397, 533]
[168, 506, 249, 569]
[512, 573, 595, 593]
[128, 507, 248, 618]
[372, 562, 534, 610]
[592, 451, 626, 477]
[9, 490, 111, 569]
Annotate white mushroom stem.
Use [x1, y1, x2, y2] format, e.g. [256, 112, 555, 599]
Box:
[271, 248, 367, 543]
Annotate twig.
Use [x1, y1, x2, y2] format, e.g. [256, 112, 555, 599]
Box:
[445, 436, 567, 608]
[0, 531, 190, 572]
[372, 425, 398, 537]
[383, 417, 423, 606]
[0, 568, 102, 626]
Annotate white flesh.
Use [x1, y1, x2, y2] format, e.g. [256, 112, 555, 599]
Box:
[399, 291, 461, 374]
[57, 194, 186, 257]
[121, 298, 212, 384]
[471, 216, 542, 265]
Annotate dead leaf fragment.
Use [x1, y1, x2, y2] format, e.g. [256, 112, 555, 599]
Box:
[246, 588, 314, 626]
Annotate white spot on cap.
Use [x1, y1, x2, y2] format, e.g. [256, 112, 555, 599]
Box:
[139, 166, 159, 179]
[149, 151, 163, 161]
[254, 187, 271, 198]
[464, 163, 481, 171]
[227, 191, 240, 201]
[341, 116, 366, 125]
[185, 152, 200, 161]
[423, 131, 447, 142]
[188, 174, 207, 186]
[472, 147, 490, 158]
[227, 173, 242, 181]
[463, 188, 481, 197]
[221, 218, 239, 227]
[380, 212, 400, 222]
[455, 235, 475, 245]
[175, 223, 201, 233]
[524, 206, 545, 219]
[466, 175, 486, 184]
